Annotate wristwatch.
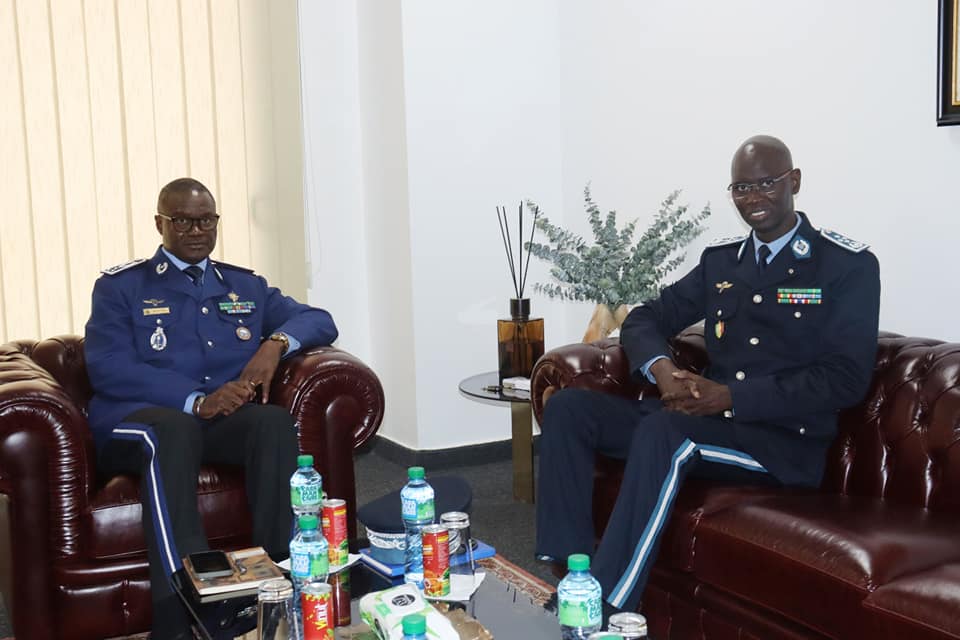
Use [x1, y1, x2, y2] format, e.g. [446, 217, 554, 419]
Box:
[268, 332, 289, 355]
[192, 394, 207, 417]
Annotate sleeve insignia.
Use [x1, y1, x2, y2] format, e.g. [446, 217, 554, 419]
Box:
[820, 229, 869, 253]
[100, 258, 147, 275]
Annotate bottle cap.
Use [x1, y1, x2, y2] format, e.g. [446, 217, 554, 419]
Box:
[297, 454, 314, 467]
[298, 514, 318, 530]
[408, 466, 425, 480]
[567, 553, 590, 571]
[401, 613, 426, 635]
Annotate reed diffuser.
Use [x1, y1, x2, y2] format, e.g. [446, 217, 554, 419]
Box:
[496, 202, 544, 382]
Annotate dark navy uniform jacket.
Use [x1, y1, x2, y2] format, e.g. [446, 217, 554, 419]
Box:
[85, 247, 338, 451]
[621, 212, 881, 486]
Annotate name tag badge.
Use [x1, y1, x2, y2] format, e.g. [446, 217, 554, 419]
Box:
[142, 307, 171, 316]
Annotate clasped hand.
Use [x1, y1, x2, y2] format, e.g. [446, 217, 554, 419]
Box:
[651, 360, 732, 416]
[196, 340, 285, 419]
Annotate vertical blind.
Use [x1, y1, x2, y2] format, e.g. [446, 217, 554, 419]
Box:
[0, 0, 305, 343]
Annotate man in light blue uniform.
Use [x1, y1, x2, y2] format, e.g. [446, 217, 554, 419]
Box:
[536, 136, 881, 615]
[85, 178, 338, 639]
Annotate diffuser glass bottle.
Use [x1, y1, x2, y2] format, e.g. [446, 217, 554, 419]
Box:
[497, 298, 544, 382]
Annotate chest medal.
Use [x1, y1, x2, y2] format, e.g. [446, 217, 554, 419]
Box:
[715, 320, 725, 339]
[236, 326, 252, 341]
[150, 324, 167, 351]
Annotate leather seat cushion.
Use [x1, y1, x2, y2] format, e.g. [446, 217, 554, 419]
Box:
[85, 465, 254, 560]
[863, 564, 960, 639]
[692, 494, 960, 637]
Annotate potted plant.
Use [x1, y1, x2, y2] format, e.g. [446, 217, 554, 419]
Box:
[526, 184, 711, 342]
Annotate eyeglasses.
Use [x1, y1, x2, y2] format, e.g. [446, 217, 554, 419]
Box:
[157, 213, 220, 232]
[727, 169, 794, 198]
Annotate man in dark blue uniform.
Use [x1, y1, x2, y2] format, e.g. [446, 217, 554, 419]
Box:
[85, 178, 338, 639]
[535, 135, 881, 614]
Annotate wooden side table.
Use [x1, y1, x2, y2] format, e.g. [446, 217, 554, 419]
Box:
[458, 372, 534, 503]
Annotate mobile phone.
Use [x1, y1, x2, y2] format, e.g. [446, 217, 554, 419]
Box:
[188, 550, 234, 579]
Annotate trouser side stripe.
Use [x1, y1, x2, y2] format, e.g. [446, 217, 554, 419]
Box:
[112, 426, 182, 575]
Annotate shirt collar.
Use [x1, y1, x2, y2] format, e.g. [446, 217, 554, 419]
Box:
[753, 213, 802, 264]
[160, 247, 208, 273]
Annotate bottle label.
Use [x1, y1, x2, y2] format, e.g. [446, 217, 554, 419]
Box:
[559, 597, 602, 627]
[292, 484, 321, 507]
[401, 496, 435, 521]
[291, 550, 329, 579]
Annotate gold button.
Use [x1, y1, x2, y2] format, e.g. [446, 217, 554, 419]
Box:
[749, 337, 759, 345]
[201, 307, 209, 315]
[753, 294, 762, 304]
[723, 410, 733, 419]
[795, 311, 802, 318]
[735, 371, 746, 381]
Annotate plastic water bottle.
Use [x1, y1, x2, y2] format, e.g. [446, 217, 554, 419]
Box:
[290, 454, 323, 521]
[401, 613, 427, 639]
[400, 466, 435, 588]
[558, 553, 602, 640]
[289, 514, 329, 632]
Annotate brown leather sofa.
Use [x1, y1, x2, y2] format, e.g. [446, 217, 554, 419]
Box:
[0, 335, 384, 640]
[531, 326, 960, 640]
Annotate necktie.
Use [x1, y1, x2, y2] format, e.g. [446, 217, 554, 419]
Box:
[757, 245, 771, 272]
[184, 265, 204, 287]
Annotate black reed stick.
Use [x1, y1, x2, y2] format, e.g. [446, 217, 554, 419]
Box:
[496, 206, 520, 298]
[518, 201, 523, 297]
[520, 205, 538, 297]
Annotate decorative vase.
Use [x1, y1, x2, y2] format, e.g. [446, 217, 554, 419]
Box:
[497, 298, 545, 382]
[582, 303, 631, 343]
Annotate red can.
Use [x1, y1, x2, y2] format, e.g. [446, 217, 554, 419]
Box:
[321, 498, 349, 566]
[328, 569, 351, 626]
[421, 524, 450, 597]
[302, 581, 333, 639]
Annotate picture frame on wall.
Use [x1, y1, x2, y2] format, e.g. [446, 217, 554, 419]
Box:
[938, 0, 960, 125]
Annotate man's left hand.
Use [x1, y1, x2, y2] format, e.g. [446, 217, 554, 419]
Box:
[661, 371, 733, 416]
[239, 340, 285, 403]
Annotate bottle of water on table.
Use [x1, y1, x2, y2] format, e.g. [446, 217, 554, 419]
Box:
[290, 454, 323, 527]
[558, 553, 602, 640]
[400, 466, 435, 588]
[289, 514, 329, 632]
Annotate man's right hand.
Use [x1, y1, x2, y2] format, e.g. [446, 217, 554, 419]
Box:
[197, 381, 255, 419]
[650, 359, 700, 408]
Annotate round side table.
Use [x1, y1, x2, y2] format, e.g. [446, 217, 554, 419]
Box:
[458, 371, 534, 503]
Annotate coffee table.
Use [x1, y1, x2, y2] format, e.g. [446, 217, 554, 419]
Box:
[175, 556, 560, 639]
[458, 372, 535, 503]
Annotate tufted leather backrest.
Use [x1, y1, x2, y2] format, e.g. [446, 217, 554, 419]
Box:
[19, 335, 94, 414]
[668, 329, 960, 513]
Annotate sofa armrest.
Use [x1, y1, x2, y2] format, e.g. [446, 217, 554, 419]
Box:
[530, 338, 645, 424]
[271, 346, 385, 542]
[0, 342, 95, 636]
[530, 323, 711, 425]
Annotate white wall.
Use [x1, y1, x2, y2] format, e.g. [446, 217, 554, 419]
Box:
[300, 1, 960, 451]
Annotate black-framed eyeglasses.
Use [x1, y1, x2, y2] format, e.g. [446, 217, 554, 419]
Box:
[727, 169, 794, 197]
[157, 213, 220, 232]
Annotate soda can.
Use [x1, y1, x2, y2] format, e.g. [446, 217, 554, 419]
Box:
[301, 581, 333, 639]
[321, 498, 349, 566]
[328, 569, 351, 627]
[421, 524, 450, 597]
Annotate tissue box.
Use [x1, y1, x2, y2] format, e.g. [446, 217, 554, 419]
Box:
[358, 584, 458, 640]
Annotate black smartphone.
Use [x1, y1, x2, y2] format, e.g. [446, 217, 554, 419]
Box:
[188, 550, 234, 579]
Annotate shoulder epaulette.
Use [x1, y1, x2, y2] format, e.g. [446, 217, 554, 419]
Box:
[210, 261, 255, 274]
[100, 258, 147, 275]
[705, 235, 746, 249]
[820, 228, 869, 253]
